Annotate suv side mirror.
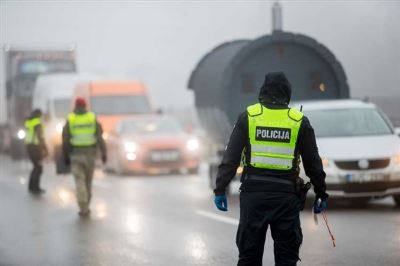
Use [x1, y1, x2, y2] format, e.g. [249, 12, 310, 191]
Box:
[395, 127, 400, 137]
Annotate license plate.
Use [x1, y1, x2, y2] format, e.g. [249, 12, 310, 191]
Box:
[344, 173, 386, 182]
[150, 151, 179, 162]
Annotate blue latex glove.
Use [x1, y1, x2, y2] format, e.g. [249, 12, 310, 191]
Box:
[214, 195, 228, 211]
[313, 198, 327, 214]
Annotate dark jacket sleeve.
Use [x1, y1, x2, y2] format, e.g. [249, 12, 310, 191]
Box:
[96, 121, 107, 158]
[62, 121, 71, 159]
[297, 116, 329, 200]
[214, 112, 247, 195]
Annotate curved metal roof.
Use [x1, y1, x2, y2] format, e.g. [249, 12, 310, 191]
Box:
[188, 40, 250, 107]
[223, 31, 349, 98]
[188, 31, 349, 100]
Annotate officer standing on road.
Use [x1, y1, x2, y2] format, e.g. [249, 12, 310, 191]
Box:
[25, 109, 48, 194]
[62, 97, 107, 217]
[213, 72, 329, 266]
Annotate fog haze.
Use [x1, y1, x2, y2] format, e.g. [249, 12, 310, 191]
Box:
[1, 0, 399, 109]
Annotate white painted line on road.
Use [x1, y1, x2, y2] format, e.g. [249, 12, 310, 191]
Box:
[94, 181, 108, 189]
[195, 210, 239, 226]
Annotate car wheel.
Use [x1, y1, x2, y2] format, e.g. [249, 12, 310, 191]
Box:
[115, 159, 126, 176]
[350, 197, 370, 207]
[188, 167, 199, 175]
[112, 152, 126, 176]
[392, 195, 400, 207]
[104, 154, 114, 173]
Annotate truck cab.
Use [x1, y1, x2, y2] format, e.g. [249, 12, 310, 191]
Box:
[2, 46, 76, 159]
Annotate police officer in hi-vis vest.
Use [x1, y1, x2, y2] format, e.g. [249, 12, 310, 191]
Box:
[213, 72, 329, 266]
[25, 109, 48, 194]
[62, 98, 107, 217]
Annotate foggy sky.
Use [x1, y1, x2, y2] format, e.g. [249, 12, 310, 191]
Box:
[1, 0, 399, 111]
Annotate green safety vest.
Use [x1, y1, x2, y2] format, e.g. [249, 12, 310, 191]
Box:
[68, 112, 97, 147]
[247, 103, 303, 170]
[24, 117, 42, 145]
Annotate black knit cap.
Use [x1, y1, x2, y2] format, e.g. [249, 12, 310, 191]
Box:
[31, 108, 42, 118]
[258, 72, 292, 105]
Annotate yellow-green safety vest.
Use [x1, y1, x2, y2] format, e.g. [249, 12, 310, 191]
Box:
[247, 103, 303, 170]
[24, 117, 42, 145]
[68, 112, 97, 147]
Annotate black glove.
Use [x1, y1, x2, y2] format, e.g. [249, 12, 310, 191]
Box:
[101, 154, 107, 164]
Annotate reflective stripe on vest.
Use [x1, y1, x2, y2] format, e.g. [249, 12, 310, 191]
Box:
[247, 103, 303, 170]
[68, 112, 97, 147]
[24, 117, 42, 145]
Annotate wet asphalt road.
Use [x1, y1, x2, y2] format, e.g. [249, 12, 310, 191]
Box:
[0, 155, 400, 266]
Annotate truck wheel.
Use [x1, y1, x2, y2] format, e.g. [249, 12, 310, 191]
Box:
[10, 138, 25, 160]
[393, 195, 400, 207]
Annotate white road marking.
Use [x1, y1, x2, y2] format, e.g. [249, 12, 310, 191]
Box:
[195, 210, 239, 226]
[94, 180, 108, 189]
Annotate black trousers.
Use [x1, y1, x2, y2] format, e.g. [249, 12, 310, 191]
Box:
[236, 192, 303, 266]
[26, 144, 44, 191]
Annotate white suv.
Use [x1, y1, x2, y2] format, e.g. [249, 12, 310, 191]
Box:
[295, 99, 400, 205]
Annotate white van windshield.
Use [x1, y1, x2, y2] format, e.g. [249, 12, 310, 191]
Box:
[54, 99, 71, 118]
[305, 108, 393, 137]
[90, 95, 151, 115]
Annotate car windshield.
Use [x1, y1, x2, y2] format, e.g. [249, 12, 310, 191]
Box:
[54, 99, 71, 118]
[90, 95, 151, 115]
[121, 117, 183, 135]
[304, 108, 393, 137]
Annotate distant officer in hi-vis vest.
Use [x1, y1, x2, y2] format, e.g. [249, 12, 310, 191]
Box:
[25, 109, 48, 194]
[62, 98, 107, 217]
[213, 72, 329, 266]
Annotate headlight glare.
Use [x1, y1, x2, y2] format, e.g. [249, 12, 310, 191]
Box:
[186, 138, 200, 151]
[321, 157, 330, 167]
[236, 166, 244, 174]
[123, 141, 137, 152]
[56, 122, 63, 133]
[17, 129, 26, 140]
[394, 154, 400, 165]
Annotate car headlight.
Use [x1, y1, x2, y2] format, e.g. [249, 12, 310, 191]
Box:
[56, 122, 63, 133]
[394, 154, 400, 165]
[17, 129, 26, 140]
[186, 138, 200, 151]
[236, 166, 244, 174]
[123, 141, 137, 152]
[126, 153, 137, 161]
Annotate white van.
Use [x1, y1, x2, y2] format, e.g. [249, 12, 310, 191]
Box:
[32, 73, 98, 154]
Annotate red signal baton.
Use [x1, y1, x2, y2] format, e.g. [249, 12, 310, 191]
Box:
[322, 211, 336, 247]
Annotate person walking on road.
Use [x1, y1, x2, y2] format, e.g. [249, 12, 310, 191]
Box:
[25, 108, 48, 194]
[62, 97, 107, 217]
[213, 72, 329, 266]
